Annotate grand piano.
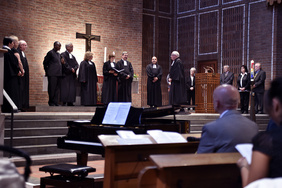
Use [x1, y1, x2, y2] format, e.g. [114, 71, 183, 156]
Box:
[57, 105, 190, 165]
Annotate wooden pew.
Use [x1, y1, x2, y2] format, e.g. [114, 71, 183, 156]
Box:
[138, 152, 242, 188]
[98, 134, 200, 188]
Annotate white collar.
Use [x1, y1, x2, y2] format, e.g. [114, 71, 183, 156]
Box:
[219, 110, 229, 118]
[3, 45, 11, 50]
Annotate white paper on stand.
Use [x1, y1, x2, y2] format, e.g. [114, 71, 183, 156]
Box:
[147, 130, 187, 144]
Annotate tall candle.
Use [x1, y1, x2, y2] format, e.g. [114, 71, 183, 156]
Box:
[104, 47, 107, 62]
[250, 60, 254, 81]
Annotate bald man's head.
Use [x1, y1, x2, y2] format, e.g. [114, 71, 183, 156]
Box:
[213, 84, 239, 114]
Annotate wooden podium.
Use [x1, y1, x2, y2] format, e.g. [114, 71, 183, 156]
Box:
[195, 73, 220, 113]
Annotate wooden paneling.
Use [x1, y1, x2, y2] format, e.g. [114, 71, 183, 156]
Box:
[199, 11, 218, 54]
[143, 0, 155, 10]
[222, 6, 244, 84]
[158, 17, 171, 105]
[199, 0, 219, 9]
[142, 15, 155, 107]
[178, 16, 195, 75]
[159, 0, 171, 13]
[178, 0, 196, 13]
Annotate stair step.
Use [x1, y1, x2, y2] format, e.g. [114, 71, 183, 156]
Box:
[4, 120, 68, 128]
[5, 127, 68, 137]
[4, 135, 63, 146]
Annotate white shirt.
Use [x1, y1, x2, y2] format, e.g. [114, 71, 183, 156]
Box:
[123, 60, 127, 66]
[240, 72, 247, 87]
[21, 51, 25, 58]
[190, 76, 194, 86]
[110, 62, 115, 68]
[171, 61, 175, 66]
[68, 52, 73, 59]
[153, 64, 157, 69]
[88, 61, 93, 65]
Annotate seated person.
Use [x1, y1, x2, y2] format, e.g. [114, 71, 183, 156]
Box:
[197, 84, 258, 153]
[237, 77, 282, 187]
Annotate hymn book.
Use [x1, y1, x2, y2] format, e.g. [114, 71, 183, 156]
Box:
[235, 143, 253, 164]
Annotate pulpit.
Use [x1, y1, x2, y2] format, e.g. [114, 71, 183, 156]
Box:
[195, 73, 220, 113]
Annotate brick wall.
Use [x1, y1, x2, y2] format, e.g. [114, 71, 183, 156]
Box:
[0, 0, 142, 107]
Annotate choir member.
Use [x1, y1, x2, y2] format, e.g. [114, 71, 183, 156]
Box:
[78, 51, 98, 106]
[146, 56, 162, 107]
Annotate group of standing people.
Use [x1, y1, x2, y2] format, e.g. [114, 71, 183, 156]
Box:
[220, 63, 266, 114]
[2, 36, 29, 112]
[43, 42, 135, 106]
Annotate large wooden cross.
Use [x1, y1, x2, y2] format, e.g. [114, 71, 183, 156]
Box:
[76, 23, 100, 52]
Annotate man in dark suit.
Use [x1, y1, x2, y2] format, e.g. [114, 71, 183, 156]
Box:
[220, 65, 234, 85]
[186, 67, 196, 110]
[252, 63, 266, 114]
[2, 37, 20, 112]
[43, 41, 64, 106]
[197, 84, 258, 153]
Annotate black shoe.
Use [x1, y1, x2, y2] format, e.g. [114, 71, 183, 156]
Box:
[54, 103, 59, 106]
[67, 103, 74, 106]
[258, 111, 264, 114]
[49, 103, 55, 106]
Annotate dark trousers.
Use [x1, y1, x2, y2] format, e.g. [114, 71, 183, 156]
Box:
[254, 92, 264, 113]
[240, 92, 249, 113]
[48, 76, 60, 105]
[187, 90, 195, 109]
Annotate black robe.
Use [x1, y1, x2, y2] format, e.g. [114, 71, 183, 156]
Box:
[116, 59, 134, 102]
[169, 57, 186, 105]
[146, 63, 162, 107]
[2, 46, 20, 112]
[18, 48, 29, 109]
[101, 60, 118, 104]
[78, 60, 97, 106]
[60, 51, 79, 103]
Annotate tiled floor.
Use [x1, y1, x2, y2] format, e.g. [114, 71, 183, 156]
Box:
[16, 160, 105, 187]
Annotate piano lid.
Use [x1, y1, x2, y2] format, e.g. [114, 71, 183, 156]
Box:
[91, 105, 177, 126]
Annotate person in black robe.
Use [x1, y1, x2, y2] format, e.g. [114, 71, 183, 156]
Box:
[168, 51, 186, 105]
[78, 51, 98, 106]
[146, 56, 162, 107]
[2, 37, 21, 113]
[116, 51, 134, 102]
[186, 67, 196, 110]
[18, 40, 30, 110]
[237, 65, 250, 114]
[43, 41, 64, 106]
[101, 53, 118, 105]
[60, 43, 79, 106]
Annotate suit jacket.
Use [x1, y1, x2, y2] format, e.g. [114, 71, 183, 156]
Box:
[253, 70, 266, 93]
[237, 73, 250, 91]
[220, 71, 234, 85]
[43, 49, 62, 77]
[186, 75, 195, 92]
[197, 110, 258, 153]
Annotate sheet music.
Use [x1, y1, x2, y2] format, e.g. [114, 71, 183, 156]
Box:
[235, 143, 253, 164]
[116, 130, 136, 139]
[102, 102, 131, 125]
[117, 138, 153, 145]
[147, 130, 187, 144]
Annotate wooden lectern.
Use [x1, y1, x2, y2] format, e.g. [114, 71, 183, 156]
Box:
[195, 73, 220, 113]
[98, 134, 200, 188]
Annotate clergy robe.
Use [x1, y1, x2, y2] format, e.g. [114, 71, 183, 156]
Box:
[60, 51, 79, 103]
[2, 46, 20, 112]
[116, 59, 134, 102]
[78, 60, 98, 106]
[146, 63, 162, 107]
[101, 60, 118, 104]
[169, 57, 186, 105]
[18, 48, 29, 109]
